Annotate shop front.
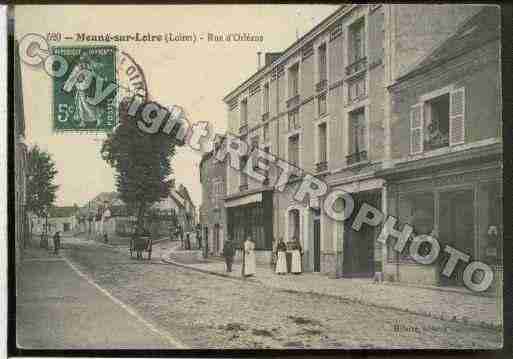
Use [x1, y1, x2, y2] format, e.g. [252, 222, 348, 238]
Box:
[225, 190, 274, 263]
[378, 143, 502, 289]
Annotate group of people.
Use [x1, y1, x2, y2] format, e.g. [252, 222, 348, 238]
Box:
[40, 231, 61, 255]
[274, 237, 303, 275]
[222, 236, 256, 277]
[221, 236, 303, 276]
[174, 225, 203, 251]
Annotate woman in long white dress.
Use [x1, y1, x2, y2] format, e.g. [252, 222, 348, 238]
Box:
[275, 239, 287, 275]
[291, 237, 303, 274]
[243, 237, 256, 277]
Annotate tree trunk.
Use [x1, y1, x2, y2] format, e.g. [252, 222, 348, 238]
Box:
[136, 203, 146, 234]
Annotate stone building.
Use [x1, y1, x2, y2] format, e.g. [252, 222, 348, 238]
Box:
[221, 4, 489, 275]
[199, 136, 227, 256]
[377, 7, 502, 286]
[30, 206, 79, 235]
[82, 184, 197, 239]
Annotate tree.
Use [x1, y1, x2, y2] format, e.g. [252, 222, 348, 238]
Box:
[26, 145, 59, 232]
[101, 100, 176, 234]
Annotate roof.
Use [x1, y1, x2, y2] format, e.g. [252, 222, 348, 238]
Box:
[396, 6, 500, 84]
[223, 5, 349, 102]
[49, 206, 78, 218]
[83, 192, 118, 208]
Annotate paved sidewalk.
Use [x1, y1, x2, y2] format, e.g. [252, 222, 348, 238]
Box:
[162, 247, 501, 329]
[16, 244, 185, 349]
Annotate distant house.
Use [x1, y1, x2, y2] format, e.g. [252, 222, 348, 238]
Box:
[199, 136, 227, 256]
[82, 183, 197, 239]
[153, 182, 197, 234]
[31, 206, 79, 235]
[81, 192, 133, 237]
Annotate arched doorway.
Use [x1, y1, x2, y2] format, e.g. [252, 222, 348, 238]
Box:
[288, 209, 300, 242]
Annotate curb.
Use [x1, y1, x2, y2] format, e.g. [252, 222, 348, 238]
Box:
[161, 257, 258, 283]
[160, 256, 502, 331]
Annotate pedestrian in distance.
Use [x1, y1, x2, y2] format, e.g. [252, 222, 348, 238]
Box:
[185, 232, 191, 250]
[291, 236, 303, 275]
[275, 238, 287, 275]
[53, 231, 61, 255]
[242, 236, 256, 277]
[196, 226, 202, 250]
[222, 238, 235, 272]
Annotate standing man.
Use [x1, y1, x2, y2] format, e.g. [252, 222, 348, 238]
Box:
[222, 237, 235, 272]
[185, 232, 191, 250]
[243, 236, 256, 277]
[53, 231, 61, 255]
[196, 224, 202, 250]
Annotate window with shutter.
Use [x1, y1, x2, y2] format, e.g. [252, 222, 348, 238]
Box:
[410, 104, 423, 154]
[449, 88, 465, 145]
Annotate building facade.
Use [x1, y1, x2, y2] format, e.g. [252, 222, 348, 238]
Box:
[377, 7, 502, 287]
[222, 4, 491, 277]
[30, 206, 79, 235]
[199, 140, 227, 256]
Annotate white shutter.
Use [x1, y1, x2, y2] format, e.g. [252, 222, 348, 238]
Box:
[410, 104, 423, 154]
[449, 88, 465, 145]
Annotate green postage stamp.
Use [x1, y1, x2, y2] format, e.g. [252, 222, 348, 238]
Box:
[52, 46, 118, 132]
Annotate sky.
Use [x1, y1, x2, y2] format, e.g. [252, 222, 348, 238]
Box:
[16, 4, 339, 209]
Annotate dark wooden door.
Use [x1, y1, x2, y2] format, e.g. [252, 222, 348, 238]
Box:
[439, 189, 474, 286]
[314, 218, 321, 272]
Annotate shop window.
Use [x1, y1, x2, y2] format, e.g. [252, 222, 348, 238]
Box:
[389, 192, 435, 262]
[228, 202, 269, 250]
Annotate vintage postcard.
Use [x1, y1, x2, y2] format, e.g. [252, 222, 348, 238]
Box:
[12, 3, 504, 351]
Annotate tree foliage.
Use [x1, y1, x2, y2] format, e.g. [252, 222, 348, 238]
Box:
[26, 145, 59, 218]
[101, 100, 176, 231]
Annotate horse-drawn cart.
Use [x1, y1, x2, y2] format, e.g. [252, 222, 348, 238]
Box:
[130, 234, 152, 260]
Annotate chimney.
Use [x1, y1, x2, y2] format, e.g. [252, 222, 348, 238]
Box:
[257, 51, 262, 70]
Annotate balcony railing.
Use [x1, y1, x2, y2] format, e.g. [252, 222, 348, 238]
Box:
[345, 57, 367, 77]
[286, 94, 300, 109]
[316, 161, 328, 172]
[239, 183, 248, 191]
[315, 79, 327, 93]
[262, 112, 269, 122]
[239, 124, 248, 134]
[346, 150, 368, 165]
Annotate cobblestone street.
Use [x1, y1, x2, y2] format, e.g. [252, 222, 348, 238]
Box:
[14, 237, 500, 349]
